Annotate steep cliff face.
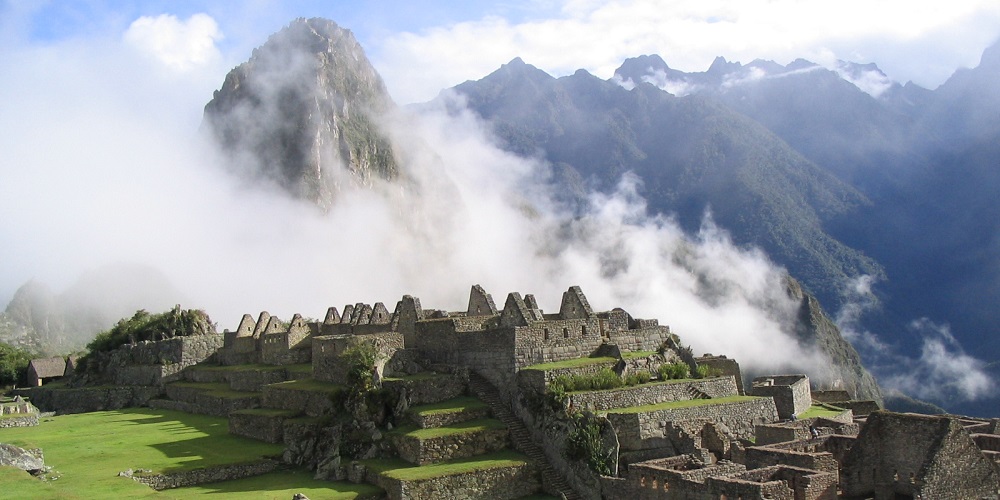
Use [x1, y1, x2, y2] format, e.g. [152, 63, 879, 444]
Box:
[202, 17, 399, 209]
[784, 276, 883, 404]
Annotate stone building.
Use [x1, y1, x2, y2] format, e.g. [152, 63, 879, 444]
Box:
[26, 357, 68, 387]
[750, 374, 811, 420]
[841, 411, 1000, 499]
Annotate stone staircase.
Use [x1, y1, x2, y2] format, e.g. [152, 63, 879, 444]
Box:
[467, 372, 582, 500]
[686, 384, 711, 400]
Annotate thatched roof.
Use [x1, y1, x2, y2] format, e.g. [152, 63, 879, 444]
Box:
[28, 357, 66, 378]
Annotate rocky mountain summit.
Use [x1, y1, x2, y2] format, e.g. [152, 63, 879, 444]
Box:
[202, 18, 399, 209]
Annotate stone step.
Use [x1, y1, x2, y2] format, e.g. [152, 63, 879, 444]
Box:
[260, 378, 342, 417]
[161, 382, 261, 417]
[390, 418, 510, 465]
[369, 451, 542, 500]
[229, 408, 299, 443]
[467, 373, 582, 500]
[407, 396, 492, 429]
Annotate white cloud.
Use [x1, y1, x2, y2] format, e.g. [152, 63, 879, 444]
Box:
[124, 13, 223, 71]
[835, 276, 996, 403]
[372, 0, 1000, 103]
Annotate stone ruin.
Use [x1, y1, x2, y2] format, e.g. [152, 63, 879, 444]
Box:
[11, 284, 1000, 499]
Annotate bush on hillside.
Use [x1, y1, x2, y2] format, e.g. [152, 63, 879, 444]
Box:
[0, 342, 34, 386]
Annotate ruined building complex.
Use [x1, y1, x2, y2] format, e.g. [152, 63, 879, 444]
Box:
[16, 285, 1000, 499]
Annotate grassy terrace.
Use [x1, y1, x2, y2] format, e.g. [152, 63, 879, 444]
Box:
[566, 376, 712, 394]
[621, 350, 657, 359]
[521, 356, 617, 371]
[364, 450, 529, 481]
[230, 408, 299, 418]
[383, 372, 443, 382]
[0, 408, 290, 498]
[604, 395, 763, 414]
[798, 403, 848, 419]
[392, 418, 506, 441]
[265, 378, 342, 393]
[168, 382, 258, 399]
[408, 396, 488, 417]
[188, 363, 287, 372]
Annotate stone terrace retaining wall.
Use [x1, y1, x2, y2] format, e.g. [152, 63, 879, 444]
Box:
[383, 372, 466, 406]
[568, 376, 739, 412]
[125, 459, 278, 490]
[607, 397, 778, 449]
[261, 383, 338, 417]
[18, 386, 162, 414]
[0, 414, 39, 428]
[109, 334, 225, 386]
[185, 366, 291, 392]
[410, 405, 491, 429]
[374, 462, 541, 500]
[229, 410, 291, 443]
[516, 360, 619, 394]
[393, 426, 510, 465]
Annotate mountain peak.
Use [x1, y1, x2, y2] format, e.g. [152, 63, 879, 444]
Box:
[707, 56, 740, 76]
[202, 17, 399, 209]
[980, 38, 1000, 70]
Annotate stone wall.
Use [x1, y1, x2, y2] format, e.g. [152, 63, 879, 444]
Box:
[229, 410, 290, 443]
[410, 320, 517, 397]
[750, 375, 811, 419]
[516, 360, 619, 394]
[410, 405, 491, 429]
[108, 334, 225, 386]
[17, 385, 162, 414]
[261, 383, 338, 417]
[184, 366, 291, 392]
[125, 459, 279, 490]
[605, 325, 672, 354]
[0, 414, 39, 428]
[392, 426, 510, 465]
[706, 465, 837, 500]
[312, 332, 404, 384]
[745, 445, 840, 476]
[374, 461, 541, 500]
[607, 397, 778, 449]
[567, 376, 739, 412]
[512, 318, 604, 368]
[383, 372, 466, 406]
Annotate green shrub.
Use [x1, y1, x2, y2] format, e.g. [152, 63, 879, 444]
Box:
[624, 370, 652, 386]
[342, 341, 379, 393]
[0, 342, 33, 386]
[695, 365, 723, 379]
[565, 412, 614, 475]
[550, 368, 625, 393]
[658, 362, 690, 380]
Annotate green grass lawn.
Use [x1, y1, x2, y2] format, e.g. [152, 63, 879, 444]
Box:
[604, 395, 764, 414]
[521, 356, 617, 371]
[798, 403, 848, 419]
[392, 418, 506, 440]
[382, 372, 443, 382]
[265, 378, 343, 393]
[408, 396, 487, 417]
[364, 450, 529, 481]
[0, 408, 287, 498]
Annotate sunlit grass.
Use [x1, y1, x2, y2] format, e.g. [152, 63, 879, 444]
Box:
[0, 408, 283, 498]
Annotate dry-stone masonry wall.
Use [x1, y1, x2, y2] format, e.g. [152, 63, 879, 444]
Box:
[567, 376, 738, 412]
[607, 397, 779, 450]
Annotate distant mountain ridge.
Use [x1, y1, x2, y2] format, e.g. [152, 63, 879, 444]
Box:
[446, 39, 1000, 415]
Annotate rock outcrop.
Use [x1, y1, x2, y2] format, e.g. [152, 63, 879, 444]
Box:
[202, 17, 399, 209]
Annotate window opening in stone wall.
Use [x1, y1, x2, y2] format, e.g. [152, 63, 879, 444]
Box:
[582, 325, 587, 336]
[544, 328, 549, 340]
[563, 328, 569, 338]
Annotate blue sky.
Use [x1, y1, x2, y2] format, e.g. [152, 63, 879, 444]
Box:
[5, 0, 1000, 104]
